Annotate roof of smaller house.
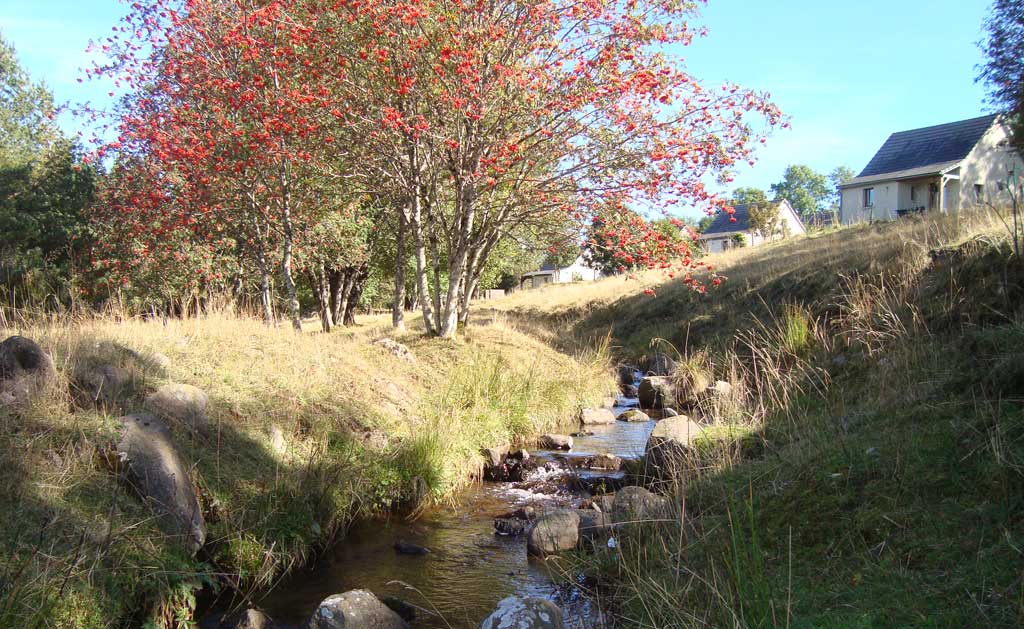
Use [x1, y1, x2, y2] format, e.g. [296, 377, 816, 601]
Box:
[700, 204, 752, 237]
[844, 115, 998, 187]
[700, 200, 802, 237]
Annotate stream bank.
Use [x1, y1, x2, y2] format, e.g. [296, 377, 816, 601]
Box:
[216, 374, 656, 628]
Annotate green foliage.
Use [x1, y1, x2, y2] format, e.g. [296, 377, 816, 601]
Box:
[770, 164, 830, 216]
[724, 495, 775, 628]
[0, 34, 56, 166]
[0, 36, 96, 306]
[747, 201, 781, 239]
[979, 0, 1024, 151]
[828, 166, 855, 210]
[731, 233, 747, 247]
[478, 236, 545, 290]
[731, 186, 769, 207]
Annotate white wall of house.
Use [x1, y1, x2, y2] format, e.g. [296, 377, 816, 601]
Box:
[841, 181, 899, 223]
[959, 122, 1020, 206]
[553, 257, 601, 283]
[704, 237, 730, 253]
[703, 232, 753, 253]
[777, 200, 806, 237]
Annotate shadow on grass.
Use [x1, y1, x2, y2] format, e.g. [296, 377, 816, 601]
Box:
[0, 354, 415, 626]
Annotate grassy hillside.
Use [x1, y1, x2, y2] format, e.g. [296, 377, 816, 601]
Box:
[500, 212, 1024, 627]
[0, 312, 612, 627]
[491, 211, 1018, 355]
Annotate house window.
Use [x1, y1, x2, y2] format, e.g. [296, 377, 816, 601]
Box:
[863, 188, 875, 208]
[974, 184, 984, 203]
[910, 186, 916, 202]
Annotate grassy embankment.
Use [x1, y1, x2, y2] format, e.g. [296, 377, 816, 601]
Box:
[493, 211, 1024, 627]
[0, 310, 612, 627]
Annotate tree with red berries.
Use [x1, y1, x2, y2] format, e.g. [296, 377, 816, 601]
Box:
[89, 0, 782, 335]
[326, 0, 783, 336]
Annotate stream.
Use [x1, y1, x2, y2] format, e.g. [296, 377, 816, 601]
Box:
[243, 378, 652, 627]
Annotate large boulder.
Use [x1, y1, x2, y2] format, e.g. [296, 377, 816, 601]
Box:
[148, 352, 172, 371]
[116, 413, 206, 554]
[644, 416, 705, 477]
[145, 383, 210, 431]
[618, 409, 650, 423]
[76, 363, 131, 407]
[480, 597, 564, 629]
[579, 408, 615, 425]
[537, 434, 573, 450]
[610, 486, 671, 526]
[304, 590, 409, 628]
[527, 509, 580, 556]
[485, 454, 536, 482]
[576, 509, 614, 540]
[617, 365, 636, 386]
[481, 444, 510, 468]
[0, 336, 55, 406]
[637, 377, 674, 410]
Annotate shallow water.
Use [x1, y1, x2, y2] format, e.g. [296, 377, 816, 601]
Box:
[252, 383, 653, 627]
[258, 484, 599, 628]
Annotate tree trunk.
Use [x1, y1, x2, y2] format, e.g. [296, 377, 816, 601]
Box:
[279, 165, 301, 331]
[412, 213, 433, 333]
[428, 222, 444, 333]
[392, 207, 408, 330]
[439, 180, 476, 338]
[343, 264, 369, 326]
[311, 265, 333, 333]
[336, 268, 356, 326]
[256, 247, 273, 326]
[457, 275, 474, 327]
[329, 269, 343, 324]
[458, 231, 498, 326]
[252, 204, 274, 325]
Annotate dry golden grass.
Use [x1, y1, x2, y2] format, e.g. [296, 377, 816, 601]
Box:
[490, 209, 1010, 355]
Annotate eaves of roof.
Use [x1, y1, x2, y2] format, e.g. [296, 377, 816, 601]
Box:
[840, 160, 962, 188]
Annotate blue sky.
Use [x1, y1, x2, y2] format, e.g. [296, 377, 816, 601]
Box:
[0, 0, 994, 218]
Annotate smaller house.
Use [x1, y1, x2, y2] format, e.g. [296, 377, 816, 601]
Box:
[519, 256, 601, 289]
[840, 114, 1018, 224]
[698, 199, 805, 254]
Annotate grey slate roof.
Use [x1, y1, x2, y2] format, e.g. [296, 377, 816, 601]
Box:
[853, 114, 998, 181]
[700, 204, 752, 236]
